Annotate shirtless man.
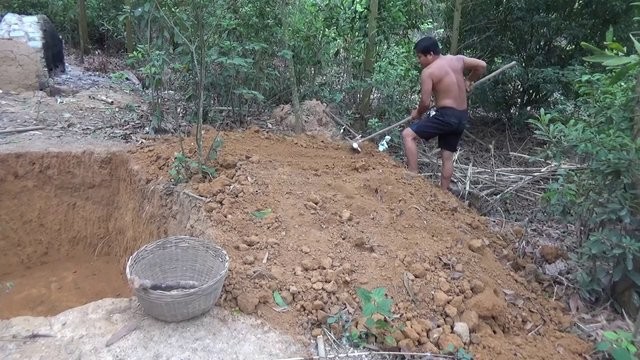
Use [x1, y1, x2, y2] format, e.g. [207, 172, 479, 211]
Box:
[402, 36, 486, 192]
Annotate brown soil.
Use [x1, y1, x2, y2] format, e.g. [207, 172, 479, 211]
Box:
[0, 39, 44, 92]
[128, 128, 592, 360]
[269, 99, 340, 139]
[0, 151, 183, 318]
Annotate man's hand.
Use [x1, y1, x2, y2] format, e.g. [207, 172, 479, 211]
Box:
[465, 79, 474, 92]
[411, 108, 420, 120]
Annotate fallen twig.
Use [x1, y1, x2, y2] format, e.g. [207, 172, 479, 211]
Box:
[0, 126, 47, 135]
[527, 323, 544, 336]
[183, 190, 208, 202]
[0, 332, 54, 341]
[106, 320, 140, 347]
[275, 351, 456, 360]
[89, 94, 115, 105]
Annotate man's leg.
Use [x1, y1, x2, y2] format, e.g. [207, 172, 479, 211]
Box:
[440, 149, 455, 191]
[402, 127, 420, 173]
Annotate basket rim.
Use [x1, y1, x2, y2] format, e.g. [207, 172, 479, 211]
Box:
[125, 235, 229, 294]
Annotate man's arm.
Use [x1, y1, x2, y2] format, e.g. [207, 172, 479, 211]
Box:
[412, 70, 433, 119]
[460, 55, 487, 82]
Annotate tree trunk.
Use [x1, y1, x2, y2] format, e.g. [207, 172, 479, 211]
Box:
[125, 0, 134, 53]
[289, 60, 304, 134]
[195, 0, 205, 164]
[450, 0, 463, 54]
[77, 0, 89, 63]
[356, 0, 379, 131]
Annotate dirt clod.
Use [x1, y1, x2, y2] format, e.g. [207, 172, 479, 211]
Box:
[439, 278, 451, 293]
[540, 245, 562, 264]
[470, 279, 486, 294]
[444, 304, 458, 318]
[434, 290, 450, 307]
[410, 263, 427, 278]
[398, 338, 416, 351]
[237, 293, 259, 314]
[403, 326, 420, 342]
[467, 288, 508, 320]
[468, 239, 485, 253]
[460, 310, 479, 331]
[437, 333, 464, 350]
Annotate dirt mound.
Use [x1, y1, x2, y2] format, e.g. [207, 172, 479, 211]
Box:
[130, 129, 591, 359]
[269, 100, 339, 138]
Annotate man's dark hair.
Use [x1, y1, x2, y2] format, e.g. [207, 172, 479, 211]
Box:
[414, 36, 441, 56]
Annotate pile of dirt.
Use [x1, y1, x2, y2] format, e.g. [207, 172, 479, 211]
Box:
[269, 99, 340, 139]
[129, 128, 592, 359]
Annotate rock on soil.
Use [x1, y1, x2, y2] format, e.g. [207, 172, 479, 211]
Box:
[0, 298, 303, 359]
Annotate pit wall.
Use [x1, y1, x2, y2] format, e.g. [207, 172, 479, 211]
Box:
[0, 150, 205, 275]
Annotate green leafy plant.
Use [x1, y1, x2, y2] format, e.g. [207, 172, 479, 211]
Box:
[350, 287, 399, 347]
[528, 21, 640, 315]
[169, 151, 217, 184]
[596, 330, 638, 360]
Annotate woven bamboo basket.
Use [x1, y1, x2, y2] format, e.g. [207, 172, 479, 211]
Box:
[125, 236, 229, 322]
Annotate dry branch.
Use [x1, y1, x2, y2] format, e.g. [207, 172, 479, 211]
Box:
[0, 126, 46, 135]
[418, 148, 584, 213]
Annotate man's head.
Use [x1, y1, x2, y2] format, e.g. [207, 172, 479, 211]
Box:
[414, 36, 441, 68]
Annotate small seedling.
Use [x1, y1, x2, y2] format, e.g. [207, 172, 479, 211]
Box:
[352, 287, 399, 347]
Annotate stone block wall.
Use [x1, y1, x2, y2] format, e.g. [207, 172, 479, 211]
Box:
[0, 13, 43, 49]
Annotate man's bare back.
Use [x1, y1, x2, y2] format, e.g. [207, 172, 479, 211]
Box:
[422, 55, 468, 110]
[414, 54, 488, 117]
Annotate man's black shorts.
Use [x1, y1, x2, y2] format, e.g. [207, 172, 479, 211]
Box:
[409, 106, 468, 152]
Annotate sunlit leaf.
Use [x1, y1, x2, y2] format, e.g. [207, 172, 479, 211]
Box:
[251, 208, 272, 219]
[273, 291, 288, 308]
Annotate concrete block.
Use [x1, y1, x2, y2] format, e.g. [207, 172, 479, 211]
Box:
[22, 16, 39, 24]
[2, 14, 21, 25]
[9, 30, 26, 38]
[28, 40, 42, 49]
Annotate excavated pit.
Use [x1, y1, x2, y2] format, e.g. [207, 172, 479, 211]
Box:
[0, 151, 181, 319]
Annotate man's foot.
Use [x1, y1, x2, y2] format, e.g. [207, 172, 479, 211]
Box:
[403, 170, 423, 182]
[446, 183, 462, 197]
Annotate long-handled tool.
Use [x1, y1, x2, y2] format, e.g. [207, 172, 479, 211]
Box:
[351, 61, 518, 152]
